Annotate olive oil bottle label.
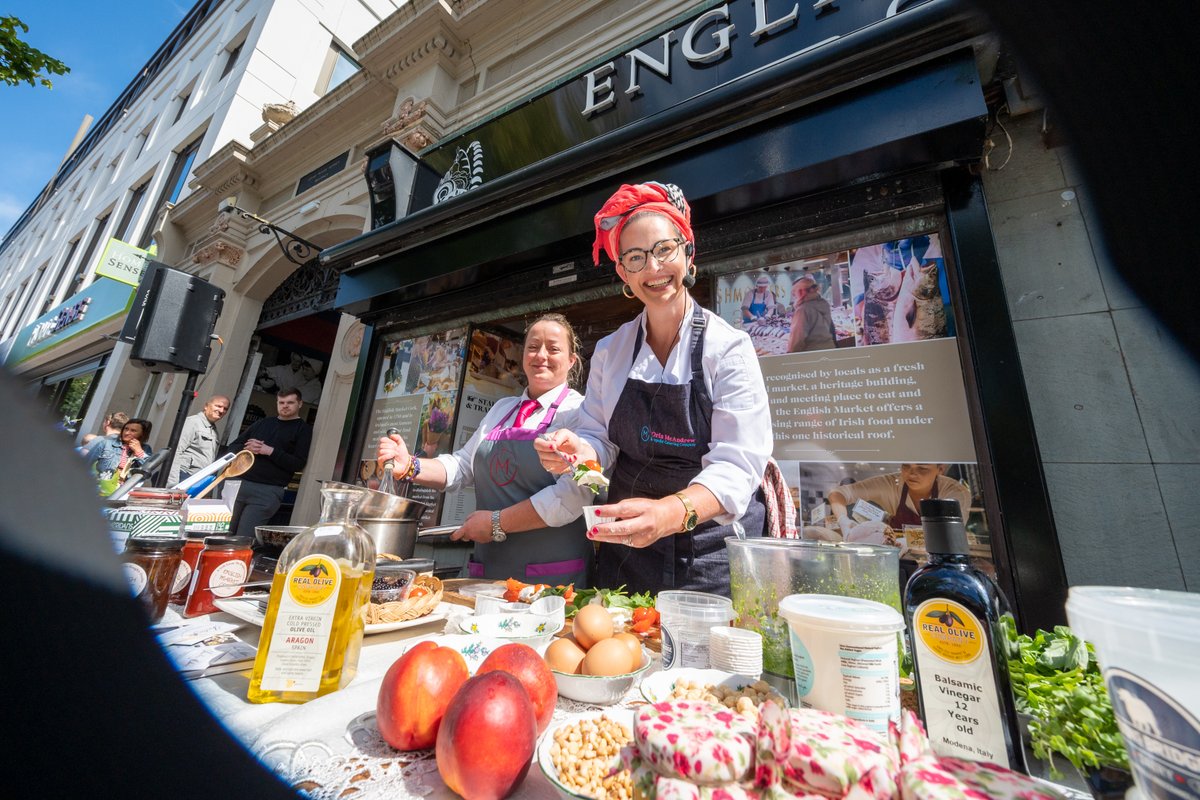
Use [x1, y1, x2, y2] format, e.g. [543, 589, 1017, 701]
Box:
[259, 555, 342, 693]
[913, 599, 1009, 767]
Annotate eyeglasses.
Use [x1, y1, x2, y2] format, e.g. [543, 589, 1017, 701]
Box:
[618, 238, 685, 272]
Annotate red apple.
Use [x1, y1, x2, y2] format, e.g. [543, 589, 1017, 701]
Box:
[436, 671, 537, 800]
[476, 642, 558, 733]
[377, 640, 469, 750]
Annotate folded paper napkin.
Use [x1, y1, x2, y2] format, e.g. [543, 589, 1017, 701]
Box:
[621, 701, 1066, 800]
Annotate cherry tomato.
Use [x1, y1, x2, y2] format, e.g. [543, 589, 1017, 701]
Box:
[583, 460, 603, 472]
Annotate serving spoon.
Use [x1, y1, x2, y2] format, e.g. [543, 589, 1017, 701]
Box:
[193, 449, 254, 500]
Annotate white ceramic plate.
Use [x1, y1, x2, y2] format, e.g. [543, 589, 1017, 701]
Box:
[537, 709, 636, 800]
[212, 597, 452, 635]
[639, 668, 766, 704]
[395, 633, 508, 674]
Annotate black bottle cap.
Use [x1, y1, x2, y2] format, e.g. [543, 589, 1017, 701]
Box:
[920, 498, 969, 555]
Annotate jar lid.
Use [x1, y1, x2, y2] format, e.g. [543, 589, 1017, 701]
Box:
[124, 535, 186, 552]
[202, 535, 253, 550]
[778, 594, 905, 634]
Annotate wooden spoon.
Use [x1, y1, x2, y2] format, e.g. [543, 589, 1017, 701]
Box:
[194, 449, 255, 500]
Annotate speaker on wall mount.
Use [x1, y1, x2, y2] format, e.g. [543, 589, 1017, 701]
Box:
[120, 262, 225, 373]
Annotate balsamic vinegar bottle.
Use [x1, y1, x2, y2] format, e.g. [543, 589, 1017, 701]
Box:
[904, 498, 1024, 770]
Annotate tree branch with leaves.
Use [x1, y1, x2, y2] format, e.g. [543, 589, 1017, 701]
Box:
[1, 16, 69, 89]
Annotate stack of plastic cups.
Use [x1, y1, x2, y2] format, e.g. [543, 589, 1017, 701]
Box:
[657, 590, 734, 669]
[709, 626, 764, 678]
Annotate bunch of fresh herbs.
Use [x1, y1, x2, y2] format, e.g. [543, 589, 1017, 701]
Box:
[1000, 618, 1128, 776]
[565, 585, 654, 618]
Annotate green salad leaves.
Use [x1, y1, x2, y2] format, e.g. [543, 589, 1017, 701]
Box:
[1001, 618, 1128, 775]
[565, 586, 655, 618]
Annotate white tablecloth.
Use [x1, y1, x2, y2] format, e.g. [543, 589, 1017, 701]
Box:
[188, 604, 652, 800]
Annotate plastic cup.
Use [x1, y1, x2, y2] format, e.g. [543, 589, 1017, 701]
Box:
[657, 590, 735, 669]
[778, 594, 905, 734]
[471, 585, 507, 616]
[1066, 586, 1200, 799]
[581, 504, 612, 531]
[530, 594, 566, 629]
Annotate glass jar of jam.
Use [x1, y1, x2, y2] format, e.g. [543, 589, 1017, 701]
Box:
[169, 531, 208, 606]
[122, 535, 185, 624]
[184, 535, 254, 617]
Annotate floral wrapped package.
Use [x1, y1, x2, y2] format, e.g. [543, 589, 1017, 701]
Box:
[621, 701, 1067, 800]
[896, 711, 1065, 800]
[755, 702, 897, 800]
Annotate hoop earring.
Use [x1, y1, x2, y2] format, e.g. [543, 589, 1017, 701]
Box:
[622, 284, 636, 300]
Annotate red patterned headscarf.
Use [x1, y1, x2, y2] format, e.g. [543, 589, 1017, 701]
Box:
[592, 181, 693, 267]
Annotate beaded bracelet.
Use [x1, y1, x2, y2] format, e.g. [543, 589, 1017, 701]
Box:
[398, 455, 421, 482]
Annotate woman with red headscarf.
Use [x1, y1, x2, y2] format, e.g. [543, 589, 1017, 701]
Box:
[534, 182, 773, 596]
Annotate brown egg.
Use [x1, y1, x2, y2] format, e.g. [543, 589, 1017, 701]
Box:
[544, 637, 587, 675]
[612, 632, 643, 669]
[582, 637, 635, 676]
[572, 604, 614, 650]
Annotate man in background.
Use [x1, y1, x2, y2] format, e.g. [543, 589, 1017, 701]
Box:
[168, 395, 230, 485]
[788, 276, 837, 352]
[226, 388, 313, 537]
[80, 411, 128, 447]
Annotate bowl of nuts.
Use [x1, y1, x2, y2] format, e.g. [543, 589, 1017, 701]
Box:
[639, 668, 785, 718]
[538, 710, 634, 800]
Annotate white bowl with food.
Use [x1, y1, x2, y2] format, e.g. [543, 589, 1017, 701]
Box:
[538, 710, 635, 800]
[552, 648, 652, 705]
[640, 668, 785, 715]
[458, 610, 564, 649]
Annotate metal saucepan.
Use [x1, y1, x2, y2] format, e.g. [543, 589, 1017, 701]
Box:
[358, 518, 420, 560]
[323, 480, 428, 521]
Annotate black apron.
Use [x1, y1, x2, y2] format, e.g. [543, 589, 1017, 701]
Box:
[467, 387, 593, 586]
[597, 303, 766, 596]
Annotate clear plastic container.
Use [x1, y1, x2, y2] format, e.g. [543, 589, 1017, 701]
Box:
[727, 537, 900, 688]
[1066, 586, 1200, 800]
[657, 590, 734, 669]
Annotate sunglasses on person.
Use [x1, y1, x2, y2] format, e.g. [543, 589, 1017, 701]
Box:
[618, 237, 686, 272]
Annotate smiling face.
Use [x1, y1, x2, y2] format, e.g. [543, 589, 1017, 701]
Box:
[204, 396, 230, 423]
[616, 213, 690, 310]
[522, 320, 577, 397]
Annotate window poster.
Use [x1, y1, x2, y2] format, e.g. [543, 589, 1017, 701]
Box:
[716, 232, 993, 575]
[358, 327, 468, 527]
[440, 327, 527, 525]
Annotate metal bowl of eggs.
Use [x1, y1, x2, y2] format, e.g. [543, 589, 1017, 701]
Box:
[545, 604, 653, 705]
[550, 647, 653, 705]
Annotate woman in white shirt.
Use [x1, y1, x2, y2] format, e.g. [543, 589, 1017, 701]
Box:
[378, 314, 593, 585]
[535, 182, 773, 595]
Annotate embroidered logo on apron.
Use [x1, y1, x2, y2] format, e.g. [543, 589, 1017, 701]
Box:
[488, 441, 519, 487]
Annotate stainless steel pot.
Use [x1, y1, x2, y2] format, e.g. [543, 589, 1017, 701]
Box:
[358, 518, 420, 559]
[323, 480, 428, 521]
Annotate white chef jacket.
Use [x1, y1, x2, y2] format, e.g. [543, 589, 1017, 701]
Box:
[574, 301, 773, 524]
[435, 382, 591, 527]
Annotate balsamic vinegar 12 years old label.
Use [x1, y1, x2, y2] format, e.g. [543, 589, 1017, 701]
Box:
[913, 598, 1009, 766]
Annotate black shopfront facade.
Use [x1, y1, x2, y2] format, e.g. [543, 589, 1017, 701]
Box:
[321, 0, 1067, 632]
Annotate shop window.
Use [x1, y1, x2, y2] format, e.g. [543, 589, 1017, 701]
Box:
[38, 356, 107, 437]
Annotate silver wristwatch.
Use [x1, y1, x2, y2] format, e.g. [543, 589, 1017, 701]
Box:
[490, 510, 507, 542]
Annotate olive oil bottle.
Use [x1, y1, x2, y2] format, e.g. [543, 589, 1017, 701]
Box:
[904, 498, 1023, 770]
[247, 485, 376, 704]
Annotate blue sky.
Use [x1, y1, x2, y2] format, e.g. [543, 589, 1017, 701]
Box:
[0, 1, 190, 235]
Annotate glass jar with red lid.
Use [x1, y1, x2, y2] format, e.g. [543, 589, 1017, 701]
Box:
[183, 535, 254, 617]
